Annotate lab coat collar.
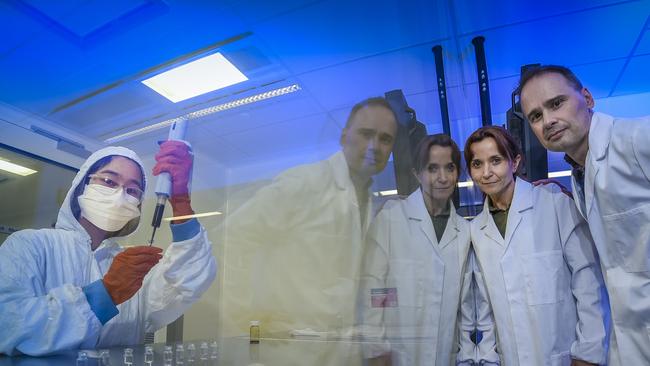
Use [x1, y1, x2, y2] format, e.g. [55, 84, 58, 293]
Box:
[329, 151, 372, 232]
[502, 178, 533, 251]
[478, 178, 532, 251]
[406, 188, 459, 250]
[588, 112, 614, 162]
[580, 112, 613, 217]
[329, 151, 373, 193]
[330, 151, 351, 191]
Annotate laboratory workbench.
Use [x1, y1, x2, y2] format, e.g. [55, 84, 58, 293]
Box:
[0, 336, 393, 365]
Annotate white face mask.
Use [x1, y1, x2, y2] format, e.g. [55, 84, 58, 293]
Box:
[78, 184, 141, 232]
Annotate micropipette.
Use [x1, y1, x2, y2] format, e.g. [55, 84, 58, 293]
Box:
[149, 118, 188, 245]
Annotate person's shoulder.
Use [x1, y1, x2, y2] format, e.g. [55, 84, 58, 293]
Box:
[610, 114, 650, 127]
[608, 114, 650, 140]
[454, 212, 471, 226]
[530, 180, 572, 204]
[274, 156, 333, 185]
[373, 196, 407, 219]
[3, 228, 53, 247]
[467, 207, 487, 230]
[0, 228, 65, 266]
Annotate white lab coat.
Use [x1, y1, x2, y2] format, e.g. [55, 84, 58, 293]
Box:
[221, 151, 372, 339]
[0, 147, 217, 356]
[359, 189, 472, 366]
[570, 112, 650, 365]
[471, 178, 608, 366]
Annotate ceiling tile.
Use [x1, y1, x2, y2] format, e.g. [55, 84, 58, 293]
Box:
[198, 93, 323, 137]
[458, 1, 650, 82]
[635, 28, 650, 55]
[454, 0, 634, 35]
[226, 112, 341, 161]
[611, 54, 650, 96]
[224, 0, 322, 24]
[297, 42, 459, 111]
[253, 0, 451, 74]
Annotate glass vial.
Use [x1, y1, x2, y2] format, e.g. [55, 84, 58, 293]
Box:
[250, 320, 260, 343]
[99, 349, 111, 366]
[123, 348, 133, 366]
[210, 341, 219, 359]
[76, 351, 88, 366]
[186, 343, 196, 363]
[175, 344, 185, 365]
[199, 342, 209, 361]
[144, 345, 154, 366]
[163, 345, 173, 366]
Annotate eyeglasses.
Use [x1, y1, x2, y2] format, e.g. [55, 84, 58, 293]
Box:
[87, 174, 144, 201]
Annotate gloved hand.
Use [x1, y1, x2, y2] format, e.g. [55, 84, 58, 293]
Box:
[103, 246, 163, 305]
[152, 141, 194, 221]
[153, 140, 193, 196]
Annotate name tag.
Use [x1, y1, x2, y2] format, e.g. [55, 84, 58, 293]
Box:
[371, 287, 398, 308]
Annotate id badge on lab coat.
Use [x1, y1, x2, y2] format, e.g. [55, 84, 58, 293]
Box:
[371, 288, 398, 307]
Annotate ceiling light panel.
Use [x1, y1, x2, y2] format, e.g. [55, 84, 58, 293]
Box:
[142, 53, 248, 103]
[0, 159, 37, 176]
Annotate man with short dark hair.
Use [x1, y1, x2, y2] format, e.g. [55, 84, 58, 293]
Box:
[519, 65, 650, 365]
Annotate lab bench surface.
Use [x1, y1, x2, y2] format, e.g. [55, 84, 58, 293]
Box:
[0, 336, 389, 366]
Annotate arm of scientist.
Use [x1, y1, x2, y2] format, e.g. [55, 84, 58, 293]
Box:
[555, 188, 608, 365]
[140, 218, 216, 331]
[456, 247, 476, 366]
[631, 115, 650, 183]
[142, 141, 217, 331]
[0, 230, 166, 357]
[0, 232, 104, 356]
[470, 248, 500, 365]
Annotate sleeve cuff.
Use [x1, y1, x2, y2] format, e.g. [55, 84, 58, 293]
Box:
[571, 340, 606, 365]
[82, 280, 119, 325]
[170, 217, 200, 242]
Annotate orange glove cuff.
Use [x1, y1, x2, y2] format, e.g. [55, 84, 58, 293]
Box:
[169, 194, 194, 223]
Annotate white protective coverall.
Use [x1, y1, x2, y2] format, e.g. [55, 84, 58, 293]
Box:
[470, 178, 608, 366]
[0, 147, 216, 356]
[358, 188, 473, 366]
[570, 112, 650, 365]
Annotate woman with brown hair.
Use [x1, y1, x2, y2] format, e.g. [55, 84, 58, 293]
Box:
[465, 126, 608, 366]
[359, 133, 474, 365]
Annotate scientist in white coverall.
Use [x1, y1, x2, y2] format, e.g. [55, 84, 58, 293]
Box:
[519, 64, 650, 365]
[464, 126, 608, 366]
[0, 144, 216, 356]
[358, 134, 476, 366]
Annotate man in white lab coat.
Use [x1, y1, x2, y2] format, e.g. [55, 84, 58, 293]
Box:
[221, 97, 398, 349]
[0, 144, 216, 356]
[519, 65, 650, 365]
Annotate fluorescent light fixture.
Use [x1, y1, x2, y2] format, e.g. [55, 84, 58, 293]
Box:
[547, 170, 572, 178]
[142, 53, 248, 103]
[457, 180, 474, 188]
[105, 84, 301, 143]
[0, 159, 37, 176]
[377, 189, 398, 196]
[163, 211, 222, 222]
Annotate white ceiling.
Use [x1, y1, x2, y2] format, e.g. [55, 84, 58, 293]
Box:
[1, 0, 649, 185]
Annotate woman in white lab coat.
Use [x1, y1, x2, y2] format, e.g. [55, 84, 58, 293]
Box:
[358, 134, 474, 366]
[464, 126, 608, 366]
